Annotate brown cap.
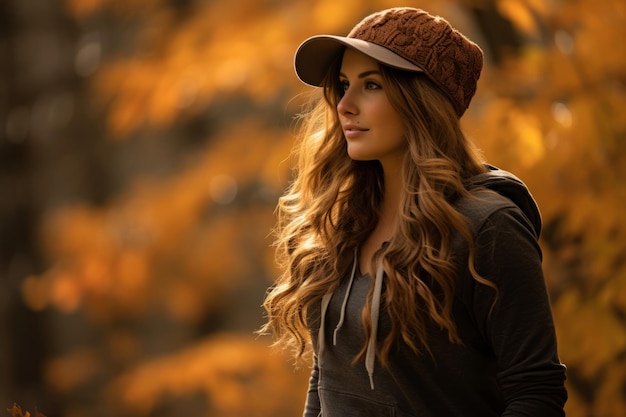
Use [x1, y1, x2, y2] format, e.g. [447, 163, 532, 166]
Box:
[295, 7, 483, 117]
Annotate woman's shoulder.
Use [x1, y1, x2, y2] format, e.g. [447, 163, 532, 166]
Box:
[457, 166, 543, 238]
[455, 188, 518, 225]
[454, 187, 542, 244]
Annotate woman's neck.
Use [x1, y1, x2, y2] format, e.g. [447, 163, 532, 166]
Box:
[359, 161, 402, 276]
[379, 160, 402, 224]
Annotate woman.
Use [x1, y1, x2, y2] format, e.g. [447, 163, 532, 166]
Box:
[261, 7, 567, 417]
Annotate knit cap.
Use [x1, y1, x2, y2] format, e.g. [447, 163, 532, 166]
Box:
[295, 7, 483, 117]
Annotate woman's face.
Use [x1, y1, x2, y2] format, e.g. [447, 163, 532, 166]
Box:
[337, 48, 406, 167]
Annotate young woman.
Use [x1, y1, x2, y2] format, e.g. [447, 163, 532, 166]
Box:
[261, 7, 567, 417]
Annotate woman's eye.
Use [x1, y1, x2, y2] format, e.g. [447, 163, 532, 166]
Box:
[338, 80, 380, 94]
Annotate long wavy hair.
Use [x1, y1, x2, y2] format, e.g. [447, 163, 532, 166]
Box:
[261, 54, 495, 364]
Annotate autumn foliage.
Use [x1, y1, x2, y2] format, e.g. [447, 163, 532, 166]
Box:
[3, 0, 625, 416]
[6, 404, 45, 417]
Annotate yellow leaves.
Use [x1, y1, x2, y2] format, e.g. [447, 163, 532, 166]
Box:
[105, 333, 308, 416]
[21, 250, 150, 316]
[507, 108, 545, 168]
[554, 280, 626, 417]
[213, 56, 251, 92]
[468, 98, 545, 169]
[64, 0, 106, 19]
[93, 58, 191, 137]
[26, 123, 290, 322]
[600, 267, 626, 320]
[6, 404, 46, 417]
[594, 365, 626, 417]
[49, 271, 82, 313]
[312, 0, 362, 32]
[550, 102, 572, 129]
[209, 174, 238, 204]
[40, 204, 111, 259]
[553, 289, 626, 379]
[89, 2, 311, 137]
[25, 202, 150, 315]
[43, 349, 101, 393]
[64, 0, 164, 19]
[164, 281, 205, 323]
[573, 1, 626, 77]
[21, 275, 50, 312]
[497, 0, 541, 38]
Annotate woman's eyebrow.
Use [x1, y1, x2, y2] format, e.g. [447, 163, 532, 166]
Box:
[339, 70, 382, 79]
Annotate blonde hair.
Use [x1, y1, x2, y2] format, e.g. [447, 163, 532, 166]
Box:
[261, 58, 494, 364]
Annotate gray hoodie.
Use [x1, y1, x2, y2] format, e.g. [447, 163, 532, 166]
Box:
[304, 166, 567, 417]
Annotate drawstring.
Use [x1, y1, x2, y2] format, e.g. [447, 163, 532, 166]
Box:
[366, 256, 384, 390]
[333, 248, 358, 345]
[317, 247, 386, 391]
[318, 249, 357, 368]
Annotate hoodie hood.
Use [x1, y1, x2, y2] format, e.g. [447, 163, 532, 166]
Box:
[467, 164, 542, 237]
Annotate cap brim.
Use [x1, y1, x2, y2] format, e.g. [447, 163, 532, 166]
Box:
[294, 35, 423, 86]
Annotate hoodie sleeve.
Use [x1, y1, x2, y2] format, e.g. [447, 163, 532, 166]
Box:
[471, 204, 567, 416]
[303, 352, 321, 417]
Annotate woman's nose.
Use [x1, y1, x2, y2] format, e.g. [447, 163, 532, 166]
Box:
[337, 89, 358, 116]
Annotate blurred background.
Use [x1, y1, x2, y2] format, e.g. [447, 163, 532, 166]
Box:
[0, 0, 624, 416]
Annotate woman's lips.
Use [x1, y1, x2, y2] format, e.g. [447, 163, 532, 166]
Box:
[343, 124, 368, 139]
